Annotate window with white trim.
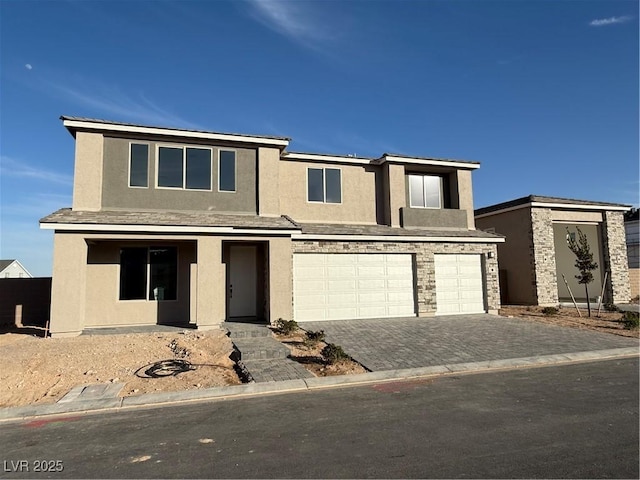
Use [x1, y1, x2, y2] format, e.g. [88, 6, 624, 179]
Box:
[307, 167, 341, 203]
[408, 174, 443, 209]
[119, 247, 177, 301]
[218, 150, 236, 192]
[129, 143, 149, 188]
[157, 146, 212, 190]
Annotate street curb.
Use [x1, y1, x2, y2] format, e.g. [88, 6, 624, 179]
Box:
[1, 347, 637, 422]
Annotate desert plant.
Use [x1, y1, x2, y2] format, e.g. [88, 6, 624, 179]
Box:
[604, 303, 620, 313]
[321, 343, 348, 364]
[274, 318, 298, 335]
[566, 227, 598, 317]
[303, 329, 325, 348]
[542, 306, 559, 316]
[620, 311, 639, 330]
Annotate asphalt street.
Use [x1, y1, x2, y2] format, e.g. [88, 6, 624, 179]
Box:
[1, 358, 638, 479]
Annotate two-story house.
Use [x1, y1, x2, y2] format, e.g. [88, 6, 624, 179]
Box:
[40, 116, 504, 337]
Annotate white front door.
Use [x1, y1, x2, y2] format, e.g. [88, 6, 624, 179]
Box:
[229, 245, 257, 318]
[434, 254, 485, 314]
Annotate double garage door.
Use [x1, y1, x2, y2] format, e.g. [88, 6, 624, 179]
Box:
[293, 253, 485, 322]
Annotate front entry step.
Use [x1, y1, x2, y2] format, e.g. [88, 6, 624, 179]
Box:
[224, 323, 314, 383]
[231, 337, 290, 360]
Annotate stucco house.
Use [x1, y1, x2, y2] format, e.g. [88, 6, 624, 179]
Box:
[0, 259, 32, 278]
[475, 195, 631, 306]
[624, 208, 639, 299]
[41, 116, 503, 337]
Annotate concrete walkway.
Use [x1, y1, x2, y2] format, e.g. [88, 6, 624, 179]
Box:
[301, 314, 639, 371]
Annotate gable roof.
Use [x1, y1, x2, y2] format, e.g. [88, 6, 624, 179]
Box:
[60, 116, 291, 149]
[0, 259, 15, 271]
[475, 195, 631, 217]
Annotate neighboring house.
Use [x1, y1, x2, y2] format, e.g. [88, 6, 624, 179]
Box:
[0, 259, 32, 278]
[624, 208, 639, 299]
[475, 196, 631, 306]
[40, 116, 503, 337]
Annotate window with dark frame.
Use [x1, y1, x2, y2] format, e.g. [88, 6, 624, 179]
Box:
[307, 167, 341, 203]
[129, 144, 149, 187]
[219, 150, 236, 192]
[119, 247, 177, 301]
[157, 146, 212, 190]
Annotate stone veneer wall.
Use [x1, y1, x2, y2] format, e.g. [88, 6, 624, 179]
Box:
[602, 210, 631, 303]
[530, 208, 559, 305]
[292, 240, 500, 315]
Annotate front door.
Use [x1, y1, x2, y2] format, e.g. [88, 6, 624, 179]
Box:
[228, 245, 257, 318]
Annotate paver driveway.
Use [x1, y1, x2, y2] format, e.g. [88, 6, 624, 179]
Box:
[302, 314, 639, 371]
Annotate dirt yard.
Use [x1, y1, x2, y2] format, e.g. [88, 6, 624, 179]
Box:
[272, 328, 368, 377]
[499, 305, 640, 338]
[0, 329, 241, 408]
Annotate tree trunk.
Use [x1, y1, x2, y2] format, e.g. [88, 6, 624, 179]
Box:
[585, 283, 591, 317]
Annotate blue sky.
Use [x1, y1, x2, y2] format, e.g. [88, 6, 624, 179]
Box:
[1, 0, 638, 276]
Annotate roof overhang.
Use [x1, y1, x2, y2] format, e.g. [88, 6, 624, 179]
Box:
[282, 152, 373, 165]
[291, 233, 504, 243]
[376, 155, 480, 170]
[475, 201, 631, 219]
[40, 222, 300, 235]
[62, 118, 290, 148]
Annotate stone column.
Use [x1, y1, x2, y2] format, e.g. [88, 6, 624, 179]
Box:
[49, 232, 88, 337]
[602, 211, 631, 303]
[530, 208, 558, 305]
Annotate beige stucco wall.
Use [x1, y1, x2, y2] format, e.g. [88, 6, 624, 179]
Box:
[384, 163, 406, 227]
[83, 241, 196, 328]
[456, 170, 475, 229]
[257, 147, 281, 216]
[72, 132, 104, 211]
[551, 210, 603, 222]
[268, 237, 293, 320]
[49, 233, 88, 336]
[476, 208, 536, 304]
[279, 160, 379, 224]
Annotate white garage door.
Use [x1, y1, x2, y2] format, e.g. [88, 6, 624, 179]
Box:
[434, 254, 485, 314]
[293, 253, 416, 321]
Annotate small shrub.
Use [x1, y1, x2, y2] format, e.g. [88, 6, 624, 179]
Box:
[274, 318, 298, 335]
[542, 306, 559, 316]
[304, 329, 325, 348]
[321, 343, 348, 365]
[604, 303, 620, 313]
[620, 311, 639, 330]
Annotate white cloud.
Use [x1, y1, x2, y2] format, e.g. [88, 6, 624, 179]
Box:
[41, 78, 203, 129]
[245, 0, 334, 49]
[589, 15, 633, 27]
[0, 156, 72, 186]
[25, 63, 32, 70]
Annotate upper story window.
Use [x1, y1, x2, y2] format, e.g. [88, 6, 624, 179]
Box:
[157, 145, 212, 190]
[129, 143, 149, 188]
[219, 150, 236, 192]
[409, 174, 443, 209]
[307, 167, 341, 203]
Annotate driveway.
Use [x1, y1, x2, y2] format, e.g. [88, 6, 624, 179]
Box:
[301, 314, 639, 371]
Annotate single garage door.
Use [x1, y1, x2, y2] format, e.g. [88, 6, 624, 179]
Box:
[293, 253, 416, 321]
[434, 254, 485, 314]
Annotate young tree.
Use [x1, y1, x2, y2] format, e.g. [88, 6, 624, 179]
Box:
[566, 227, 598, 317]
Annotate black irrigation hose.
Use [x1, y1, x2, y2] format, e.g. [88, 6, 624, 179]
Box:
[135, 359, 196, 378]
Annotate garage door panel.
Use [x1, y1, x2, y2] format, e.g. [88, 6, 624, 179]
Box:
[294, 253, 416, 322]
[435, 254, 485, 315]
[358, 279, 386, 290]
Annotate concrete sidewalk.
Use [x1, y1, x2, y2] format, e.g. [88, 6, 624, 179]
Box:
[1, 346, 637, 422]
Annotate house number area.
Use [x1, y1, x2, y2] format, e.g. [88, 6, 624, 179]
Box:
[3, 460, 64, 473]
